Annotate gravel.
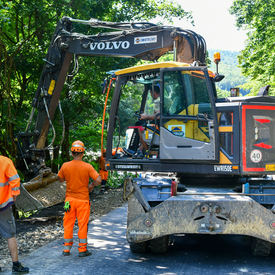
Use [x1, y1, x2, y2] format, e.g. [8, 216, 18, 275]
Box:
[29, 180, 67, 207]
[0, 187, 126, 269]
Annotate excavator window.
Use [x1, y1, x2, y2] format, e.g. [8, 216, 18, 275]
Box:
[112, 70, 162, 157]
[144, 89, 155, 116]
[114, 81, 143, 148]
[219, 111, 234, 157]
[162, 70, 213, 142]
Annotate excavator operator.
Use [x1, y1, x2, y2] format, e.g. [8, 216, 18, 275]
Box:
[124, 85, 160, 159]
[58, 140, 102, 257]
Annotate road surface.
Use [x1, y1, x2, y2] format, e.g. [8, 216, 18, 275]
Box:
[2, 204, 275, 274]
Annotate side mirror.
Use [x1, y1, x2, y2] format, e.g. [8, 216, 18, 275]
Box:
[213, 74, 225, 82]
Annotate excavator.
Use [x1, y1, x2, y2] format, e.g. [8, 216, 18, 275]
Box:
[15, 16, 275, 256]
[14, 16, 207, 211]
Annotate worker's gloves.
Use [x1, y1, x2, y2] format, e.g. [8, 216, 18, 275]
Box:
[64, 201, 71, 212]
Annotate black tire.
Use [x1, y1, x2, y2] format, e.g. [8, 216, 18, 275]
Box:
[150, 236, 169, 254]
[130, 241, 148, 253]
[251, 237, 274, 256]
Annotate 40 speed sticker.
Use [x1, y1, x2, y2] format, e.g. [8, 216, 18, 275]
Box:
[250, 149, 262, 163]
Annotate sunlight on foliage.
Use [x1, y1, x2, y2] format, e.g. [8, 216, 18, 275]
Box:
[107, 171, 137, 188]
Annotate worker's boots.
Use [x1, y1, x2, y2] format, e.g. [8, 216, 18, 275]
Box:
[62, 251, 70, 256]
[12, 262, 29, 274]
[79, 250, 92, 257]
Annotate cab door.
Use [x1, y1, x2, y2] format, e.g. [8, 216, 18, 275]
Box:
[159, 67, 219, 161]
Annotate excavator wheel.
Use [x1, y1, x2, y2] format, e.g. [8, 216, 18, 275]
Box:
[129, 241, 148, 253]
[150, 235, 169, 254]
[250, 237, 274, 256]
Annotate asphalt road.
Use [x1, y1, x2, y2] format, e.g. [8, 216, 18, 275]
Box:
[2, 204, 275, 275]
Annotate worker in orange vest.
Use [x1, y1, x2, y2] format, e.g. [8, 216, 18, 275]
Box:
[97, 149, 108, 193]
[58, 140, 101, 257]
[0, 155, 29, 274]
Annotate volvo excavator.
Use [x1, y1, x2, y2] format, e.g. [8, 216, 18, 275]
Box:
[15, 16, 275, 256]
[15, 16, 207, 211]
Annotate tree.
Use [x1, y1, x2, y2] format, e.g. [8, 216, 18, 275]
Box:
[0, 0, 71, 158]
[0, 0, 192, 165]
[229, 0, 275, 96]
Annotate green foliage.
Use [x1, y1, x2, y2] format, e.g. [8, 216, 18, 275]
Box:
[229, 0, 275, 96]
[107, 171, 124, 188]
[238, 80, 264, 96]
[83, 154, 99, 170]
[107, 171, 137, 188]
[110, 0, 192, 24]
[216, 86, 230, 98]
[208, 49, 249, 96]
[117, 83, 143, 137]
[0, 1, 12, 26]
[158, 52, 174, 62]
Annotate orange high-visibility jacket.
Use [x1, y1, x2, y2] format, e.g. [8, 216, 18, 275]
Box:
[0, 156, 20, 211]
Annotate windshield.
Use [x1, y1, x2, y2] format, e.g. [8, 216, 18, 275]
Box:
[163, 70, 213, 118]
[162, 69, 214, 142]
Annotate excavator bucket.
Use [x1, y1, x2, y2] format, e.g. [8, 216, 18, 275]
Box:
[15, 183, 44, 212]
[15, 170, 66, 212]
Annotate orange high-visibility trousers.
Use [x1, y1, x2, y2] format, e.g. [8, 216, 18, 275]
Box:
[63, 197, 90, 253]
[99, 170, 108, 181]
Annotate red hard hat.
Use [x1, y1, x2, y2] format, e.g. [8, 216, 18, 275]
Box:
[71, 140, 85, 152]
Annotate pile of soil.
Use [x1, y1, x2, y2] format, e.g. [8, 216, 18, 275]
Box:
[0, 188, 126, 269]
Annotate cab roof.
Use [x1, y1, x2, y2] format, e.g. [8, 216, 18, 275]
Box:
[115, 61, 190, 75]
[115, 61, 215, 77]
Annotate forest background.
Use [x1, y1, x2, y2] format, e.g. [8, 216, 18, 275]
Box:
[1, 0, 274, 179]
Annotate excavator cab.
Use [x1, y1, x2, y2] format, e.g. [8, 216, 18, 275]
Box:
[106, 61, 220, 173]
